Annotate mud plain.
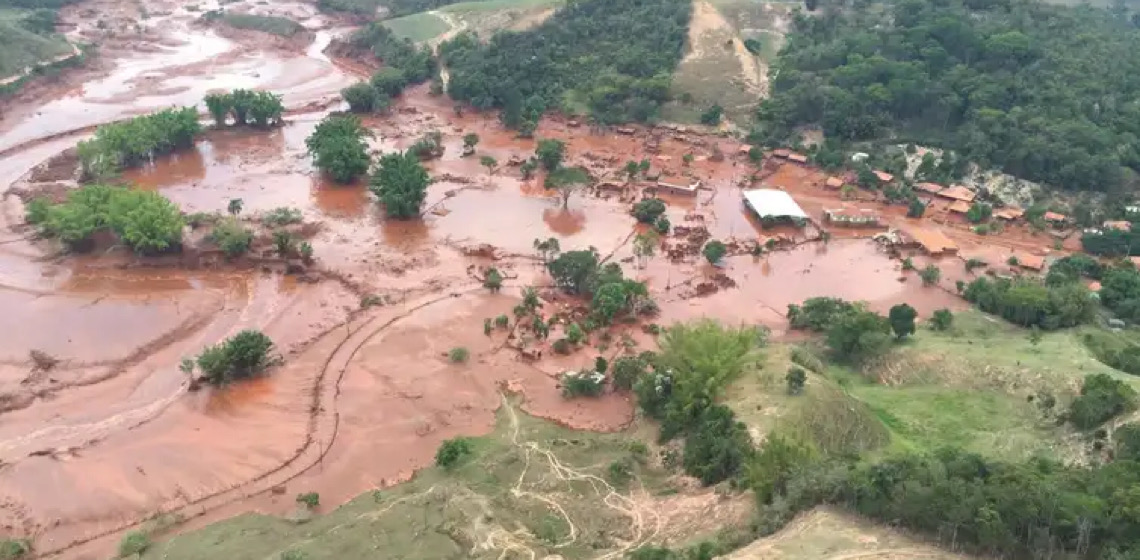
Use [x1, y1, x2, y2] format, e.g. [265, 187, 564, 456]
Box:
[0, 0, 1077, 558]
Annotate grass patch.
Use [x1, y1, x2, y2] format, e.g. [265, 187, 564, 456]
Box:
[141, 404, 694, 560]
[382, 11, 449, 42]
[217, 13, 304, 36]
[0, 19, 71, 77]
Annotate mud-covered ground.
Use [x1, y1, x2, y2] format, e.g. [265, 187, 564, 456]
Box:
[0, 0, 1041, 557]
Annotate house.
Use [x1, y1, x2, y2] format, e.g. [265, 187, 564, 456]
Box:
[787, 152, 808, 164]
[824, 208, 881, 227]
[824, 176, 844, 189]
[616, 127, 636, 135]
[873, 170, 894, 183]
[948, 200, 972, 214]
[994, 207, 1024, 220]
[1014, 253, 1046, 271]
[1104, 220, 1132, 232]
[1044, 211, 1068, 224]
[742, 189, 809, 225]
[902, 227, 958, 255]
[772, 149, 791, 159]
[915, 182, 944, 195]
[939, 185, 976, 203]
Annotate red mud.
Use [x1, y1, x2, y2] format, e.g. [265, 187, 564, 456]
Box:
[0, 6, 1038, 558]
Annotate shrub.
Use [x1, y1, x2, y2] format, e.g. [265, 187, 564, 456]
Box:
[826, 309, 892, 361]
[370, 67, 408, 97]
[218, 13, 303, 36]
[611, 355, 648, 390]
[965, 258, 986, 272]
[118, 531, 150, 557]
[699, 104, 723, 126]
[306, 114, 372, 184]
[633, 198, 667, 224]
[435, 436, 473, 468]
[262, 206, 303, 227]
[273, 229, 296, 256]
[888, 303, 917, 339]
[682, 404, 754, 485]
[77, 108, 201, 177]
[483, 267, 503, 292]
[494, 314, 509, 329]
[535, 138, 566, 171]
[930, 308, 953, 331]
[209, 219, 253, 258]
[24, 197, 50, 225]
[196, 330, 276, 385]
[552, 338, 572, 354]
[702, 240, 727, 264]
[654, 215, 671, 234]
[448, 347, 469, 363]
[1069, 373, 1136, 429]
[966, 202, 992, 223]
[918, 264, 941, 286]
[607, 459, 634, 487]
[0, 540, 29, 560]
[785, 367, 806, 394]
[341, 82, 380, 112]
[565, 323, 585, 345]
[296, 492, 319, 509]
[299, 242, 313, 263]
[561, 369, 605, 398]
[370, 150, 430, 219]
[280, 550, 307, 560]
[34, 185, 185, 253]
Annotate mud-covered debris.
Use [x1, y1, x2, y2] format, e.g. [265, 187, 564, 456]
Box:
[461, 243, 501, 260]
[29, 350, 59, 372]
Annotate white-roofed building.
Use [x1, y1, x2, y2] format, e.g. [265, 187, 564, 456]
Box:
[742, 189, 808, 226]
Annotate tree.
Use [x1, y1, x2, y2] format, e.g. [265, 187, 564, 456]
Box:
[624, 160, 640, 181]
[967, 202, 993, 224]
[204, 92, 232, 126]
[341, 82, 380, 113]
[826, 309, 892, 361]
[369, 150, 430, 219]
[547, 249, 599, 294]
[479, 155, 497, 174]
[462, 132, 479, 155]
[535, 139, 566, 172]
[919, 264, 941, 286]
[227, 198, 243, 216]
[520, 159, 538, 180]
[483, 267, 503, 292]
[907, 197, 926, 218]
[108, 190, 185, 254]
[370, 67, 408, 97]
[785, 367, 806, 394]
[699, 104, 723, 126]
[888, 303, 917, 339]
[633, 231, 658, 268]
[702, 240, 727, 264]
[306, 114, 373, 184]
[682, 153, 694, 166]
[632, 198, 667, 224]
[533, 237, 561, 263]
[273, 230, 296, 256]
[544, 166, 590, 208]
[196, 329, 277, 385]
[1069, 373, 1137, 429]
[435, 437, 473, 469]
[930, 308, 953, 331]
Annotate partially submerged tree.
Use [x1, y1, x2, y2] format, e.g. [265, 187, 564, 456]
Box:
[369, 150, 430, 219]
[544, 166, 591, 208]
[196, 330, 278, 386]
[702, 240, 727, 264]
[306, 114, 373, 183]
[535, 138, 566, 171]
[480, 155, 498, 175]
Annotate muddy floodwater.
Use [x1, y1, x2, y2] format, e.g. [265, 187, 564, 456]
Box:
[0, 1, 979, 556]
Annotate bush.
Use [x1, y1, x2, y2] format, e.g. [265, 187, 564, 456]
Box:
[702, 240, 727, 264]
[826, 309, 891, 361]
[611, 355, 648, 390]
[963, 276, 1094, 329]
[918, 264, 941, 286]
[561, 369, 605, 398]
[306, 114, 372, 184]
[118, 531, 150, 557]
[448, 347, 469, 363]
[535, 138, 566, 171]
[699, 104, 723, 126]
[633, 198, 667, 224]
[435, 436, 473, 468]
[483, 267, 503, 292]
[341, 82, 381, 113]
[77, 108, 201, 177]
[369, 150, 430, 219]
[887, 303, 917, 339]
[34, 185, 184, 253]
[262, 206, 303, 227]
[209, 219, 253, 258]
[196, 330, 276, 385]
[370, 67, 408, 97]
[0, 540, 29, 560]
[682, 404, 753, 485]
[785, 367, 806, 394]
[552, 338, 572, 354]
[787, 297, 858, 331]
[966, 202, 992, 223]
[1069, 373, 1137, 429]
[296, 492, 320, 509]
[654, 215, 671, 234]
[930, 308, 953, 331]
[546, 249, 600, 295]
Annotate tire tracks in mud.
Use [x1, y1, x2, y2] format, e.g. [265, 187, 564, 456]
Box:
[35, 284, 489, 559]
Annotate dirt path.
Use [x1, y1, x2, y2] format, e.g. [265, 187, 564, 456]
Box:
[687, 0, 765, 96]
[429, 10, 468, 88]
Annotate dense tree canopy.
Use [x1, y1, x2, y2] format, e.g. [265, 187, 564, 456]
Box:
[349, 23, 435, 83]
[759, 0, 1140, 192]
[439, 0, 691, 126]
[369, 150, 429, 219]
[306, 114, 373, 183]
[29, 185, 184, 253]
[77, 108, 201, 178]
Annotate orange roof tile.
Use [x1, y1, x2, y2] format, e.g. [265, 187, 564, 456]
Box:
[994, 207, 1024, 220]
[905, 227, 958, 254]
[1044, 211, 1067, 222]
[939, 185, 976, 202]
[948, 200, 972, 213]
[772, 149, 791, 158]
[1104, 220, 1131, 231]
[916, 182, 944, 194]
[1015, 253, 1045, 271]
[825, 177, 844, 188]
[787, 153, 808, 163]
[873, 170, 894, 183]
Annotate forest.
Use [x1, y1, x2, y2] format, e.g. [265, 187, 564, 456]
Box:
[439, 0, 691, 129]
[757, 0, 1140, 192]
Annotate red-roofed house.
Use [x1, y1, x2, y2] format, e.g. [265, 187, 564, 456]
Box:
[915, 182, 944, 195]
[825, 176, 844, 189]
[1044, 212, 1068, 224]
[939, 185, 976, 203]
[873, 170, 894, 183]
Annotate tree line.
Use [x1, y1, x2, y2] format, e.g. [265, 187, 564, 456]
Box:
[203, 89, 284, 128]
[439, 0, 691, 131]
[757, 0, 1140, 193]
[25, 184, 184, 254]
[76, 107, 201, 179]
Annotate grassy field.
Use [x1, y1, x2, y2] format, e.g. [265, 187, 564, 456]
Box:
[217, 13, 305, 37]
[382, 11, 450, 42]
[0, 12, 71, 78]
[727, 310, 1138, 464]
[139, 401, 752, 560]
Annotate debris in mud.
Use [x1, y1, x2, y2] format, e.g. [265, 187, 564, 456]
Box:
[433, 173, 475, 185]
[461, 243, 502, 260]
[29, 350, 59, 372]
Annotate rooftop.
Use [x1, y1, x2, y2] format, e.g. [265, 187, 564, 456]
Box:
[787, 153, 808, 163]
[994, 207, 1024, 220]
[948, 200, 972, 213]
[915, 182, 944, 194]
[939, 185, 976, 202]
[1104, 220, 1131, 231]
[873, 170, 894, 183]
[825, 177, 844, 188]
[742, 189, 808, 220]
[904, 227, 958, 254]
